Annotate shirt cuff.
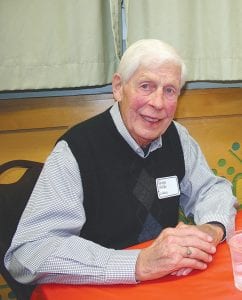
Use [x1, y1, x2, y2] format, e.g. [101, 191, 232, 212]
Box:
[105, 249, 140, 284]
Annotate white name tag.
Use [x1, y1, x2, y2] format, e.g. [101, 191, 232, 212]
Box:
[156, 176, 180, 199]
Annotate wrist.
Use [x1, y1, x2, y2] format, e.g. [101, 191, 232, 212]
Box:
[206, 222, 226, 242]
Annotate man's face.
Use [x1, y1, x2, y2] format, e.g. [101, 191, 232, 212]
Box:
[112, 62, 181, 147]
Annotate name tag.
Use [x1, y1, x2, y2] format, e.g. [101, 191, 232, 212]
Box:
[156, 176, 180, 199]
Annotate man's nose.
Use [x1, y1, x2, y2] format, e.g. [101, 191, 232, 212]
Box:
[149, 88, 164, 109]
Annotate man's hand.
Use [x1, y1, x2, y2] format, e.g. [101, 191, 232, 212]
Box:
[196, 223, 224, 246]
[135, 223, 216, 281]
[168, 222, 225, 277]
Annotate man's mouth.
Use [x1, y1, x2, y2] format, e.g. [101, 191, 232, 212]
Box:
[142, 115, 161, 123]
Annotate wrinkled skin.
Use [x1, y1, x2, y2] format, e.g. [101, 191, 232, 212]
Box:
[112, 62, 181, 147]
[135, 222, 223, 281]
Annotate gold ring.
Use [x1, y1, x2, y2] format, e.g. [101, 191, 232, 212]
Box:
[186, 247, 192, 256]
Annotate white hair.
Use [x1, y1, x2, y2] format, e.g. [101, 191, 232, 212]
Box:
[117, 39, 187, 88]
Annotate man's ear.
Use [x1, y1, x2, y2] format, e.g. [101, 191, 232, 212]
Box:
[112, 73, 123, 102]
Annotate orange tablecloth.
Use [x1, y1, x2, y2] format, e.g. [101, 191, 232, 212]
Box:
[31, 210, 242, 300]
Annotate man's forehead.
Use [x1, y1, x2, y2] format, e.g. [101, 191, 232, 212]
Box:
[130, 64, 181, 82]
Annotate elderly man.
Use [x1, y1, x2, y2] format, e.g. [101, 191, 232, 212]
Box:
[5, 39, 237, 284]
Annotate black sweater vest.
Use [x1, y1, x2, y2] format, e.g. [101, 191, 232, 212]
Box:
[60, 109, 185, 249]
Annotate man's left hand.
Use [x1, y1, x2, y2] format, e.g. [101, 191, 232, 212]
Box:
[171, 222, 224, 276]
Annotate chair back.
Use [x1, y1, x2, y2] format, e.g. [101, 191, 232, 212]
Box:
[0, 160, 43, 300]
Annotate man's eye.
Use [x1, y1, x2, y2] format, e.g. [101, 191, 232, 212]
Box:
[164, 86, 179, 99]
[165, 87, 176, 95]
[140, 83, 150, 90]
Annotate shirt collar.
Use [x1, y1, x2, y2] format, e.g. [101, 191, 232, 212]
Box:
[110, 102, 162, 157]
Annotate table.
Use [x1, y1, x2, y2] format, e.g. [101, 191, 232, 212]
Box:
[31, 210, 242, 300]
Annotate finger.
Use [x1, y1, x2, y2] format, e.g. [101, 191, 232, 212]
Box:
[176, 222, 188, 229]
[182, 246, 213, 264]
[175, 267, 193, 276]
[163, 226, 213, 243]
[177, 221, 185, 228]
[182, 267, 193, 276]
[160, 231, 216, 255]
[180, 257, 208, 271]
[171, 268, 187, 276]
[179, 236, 216, 255]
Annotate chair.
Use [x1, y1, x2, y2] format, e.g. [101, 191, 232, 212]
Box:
[0, 160, 43, 300]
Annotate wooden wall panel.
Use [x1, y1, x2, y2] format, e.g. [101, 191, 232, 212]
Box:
[176, 88, 242, 118]
[0, 95, 114, 131]
[0, 128, 66, 162]
[0, 88, 242, 203]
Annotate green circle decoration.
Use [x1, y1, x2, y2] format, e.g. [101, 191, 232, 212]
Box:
[232, 142, 240, 151]
[227, 167, 235, 175]
[218, 159, 226, 167]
